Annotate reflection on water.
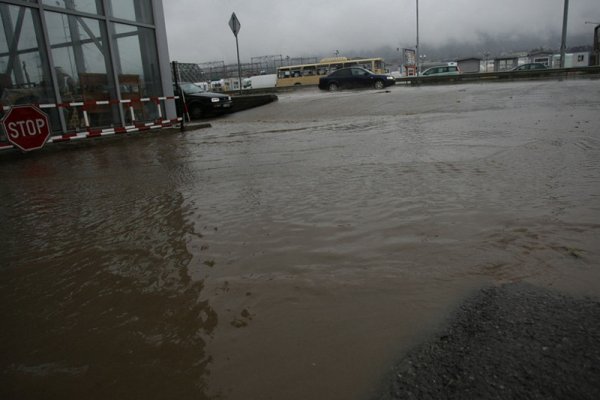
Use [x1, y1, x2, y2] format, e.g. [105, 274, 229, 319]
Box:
[1, 81, 600, 400]
[0, 139, 217, 399]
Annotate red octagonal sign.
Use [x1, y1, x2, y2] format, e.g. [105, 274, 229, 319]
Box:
[1, 105, 51, 152]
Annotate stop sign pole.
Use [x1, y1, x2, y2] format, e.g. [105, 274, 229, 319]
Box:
[1, 105, 51, 152]
[229, 12, 243, 94]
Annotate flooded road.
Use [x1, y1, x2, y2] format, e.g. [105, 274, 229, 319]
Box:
[2, 80, 600, 399]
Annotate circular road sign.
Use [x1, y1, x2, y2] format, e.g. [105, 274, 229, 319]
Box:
[1, 105, 51, 152]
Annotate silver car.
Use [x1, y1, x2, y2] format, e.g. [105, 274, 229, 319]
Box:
[422, 65, 461, 76]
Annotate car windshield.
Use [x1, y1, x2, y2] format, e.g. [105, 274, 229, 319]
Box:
[179, 82, 205, 94]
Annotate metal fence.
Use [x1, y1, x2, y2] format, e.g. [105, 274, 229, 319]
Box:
[173, 56, 319, 83]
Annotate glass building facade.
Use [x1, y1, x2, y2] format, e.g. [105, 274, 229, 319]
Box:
[0, 0, 174, 137]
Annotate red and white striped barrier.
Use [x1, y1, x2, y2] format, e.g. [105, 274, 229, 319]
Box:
[1, 96, 182, 151]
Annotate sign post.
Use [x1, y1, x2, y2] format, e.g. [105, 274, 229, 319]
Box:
[403, 48, 417, 76]
[1, 105, 51, 152]
[228, 12, 243, 94]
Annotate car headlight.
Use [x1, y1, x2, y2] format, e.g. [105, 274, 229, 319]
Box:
[211, 98, 220, 103]
[387, 76, 395, 80]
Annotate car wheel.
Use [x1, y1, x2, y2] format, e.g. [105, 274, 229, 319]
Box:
[328, 82, 339, 92]
[374, 80, 385, 90]
[189, 104, 203, 119]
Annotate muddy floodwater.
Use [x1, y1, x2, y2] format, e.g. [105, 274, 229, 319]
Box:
[1, 80, 600, 399]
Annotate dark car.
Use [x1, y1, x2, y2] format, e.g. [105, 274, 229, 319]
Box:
[511, 63, 548, 71]
[173, 82, 232, 119]
[318, 67, 395, 91]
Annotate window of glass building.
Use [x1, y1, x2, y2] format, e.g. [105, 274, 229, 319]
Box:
[0, 3, 60, 134]
[41, 0, 103, 15]
[112, 22, 161, 123]
[44, 10, 119, 131]
[109, 0, 153, 25]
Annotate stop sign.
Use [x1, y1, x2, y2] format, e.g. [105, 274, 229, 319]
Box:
[1, 105, 51, 152]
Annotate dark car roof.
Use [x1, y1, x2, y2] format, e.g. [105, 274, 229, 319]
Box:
[176, 82, 230, 98]
[325, 67, 389, 78]
[329, 67, 374, 74]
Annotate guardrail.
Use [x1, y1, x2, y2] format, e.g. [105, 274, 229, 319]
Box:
[0, 96, 182, 152]
[396, 66, 600, 85]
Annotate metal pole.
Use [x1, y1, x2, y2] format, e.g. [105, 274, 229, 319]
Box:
[560, 0, 569, 68]
[235, 35, 242, 95]
[172, 61, 185, 132]
[595, 25, 600, 66]
[416, 0, 420, 75]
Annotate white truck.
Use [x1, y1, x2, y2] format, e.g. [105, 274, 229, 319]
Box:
[243, 74, 277, 90]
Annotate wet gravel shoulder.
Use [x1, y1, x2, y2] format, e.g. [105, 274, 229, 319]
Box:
[377, 283, 600, 400]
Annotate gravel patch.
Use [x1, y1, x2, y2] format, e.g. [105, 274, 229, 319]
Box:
[377, 283, 600, 400]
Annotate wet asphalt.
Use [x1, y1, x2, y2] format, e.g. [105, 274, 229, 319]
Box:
[2, 79, 600, 400]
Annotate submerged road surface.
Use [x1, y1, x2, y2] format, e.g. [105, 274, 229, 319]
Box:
[1, 80, 600, 399]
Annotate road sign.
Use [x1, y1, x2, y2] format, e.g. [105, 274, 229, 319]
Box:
[229, 12, 241, 37]
[1, 105, 51, 152]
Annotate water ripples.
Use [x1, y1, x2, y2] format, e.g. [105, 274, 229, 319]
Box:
[2, 80, 600, 400]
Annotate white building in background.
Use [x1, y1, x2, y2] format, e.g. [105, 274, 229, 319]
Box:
[0, 0, 175, 138]
[551, 52, 590, 68]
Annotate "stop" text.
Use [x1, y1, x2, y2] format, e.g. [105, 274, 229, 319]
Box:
[6, 119, 48, 138]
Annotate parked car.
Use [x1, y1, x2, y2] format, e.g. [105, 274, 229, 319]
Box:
[318, 67, 395, 91]
[511, 63, 548, 71]
[173, 82, 232, 119]
[421, 65, 461, 76]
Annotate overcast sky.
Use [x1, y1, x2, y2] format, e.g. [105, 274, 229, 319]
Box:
[163, 0, 599, 63]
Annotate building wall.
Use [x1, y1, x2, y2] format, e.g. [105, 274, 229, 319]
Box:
[0, 0, 175, 138]
[551, 52, 591, 68]
[529, 53, 553, 67]
[494, 58, 518, 72]
[457, 59, 481, 74]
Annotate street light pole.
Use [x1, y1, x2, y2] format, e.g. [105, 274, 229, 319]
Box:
[416, 0, 420, 75]
[560, 0, 569, 68]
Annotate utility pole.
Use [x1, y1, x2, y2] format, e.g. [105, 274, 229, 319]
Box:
[416, 0, 420, 75]
[586, 21, 600, 66]
[560, 0, 569, 68]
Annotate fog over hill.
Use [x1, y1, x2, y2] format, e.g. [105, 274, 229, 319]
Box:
[165, 0, 599, 65]
[315, 32, 594, 64]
